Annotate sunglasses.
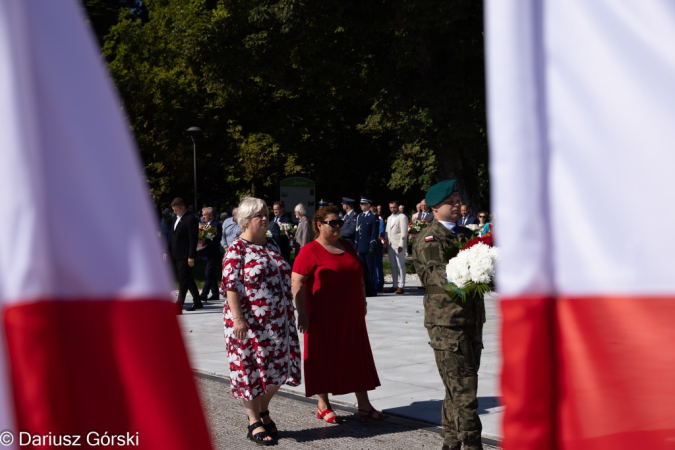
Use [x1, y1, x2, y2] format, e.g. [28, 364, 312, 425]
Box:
[479, 215, 487, 218]
[321, 219, 344, 228]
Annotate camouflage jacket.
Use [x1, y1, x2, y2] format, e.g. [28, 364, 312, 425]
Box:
[412, 220, 486, 333]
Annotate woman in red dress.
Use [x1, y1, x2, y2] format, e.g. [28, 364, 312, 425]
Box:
[291, 205, 386, 423]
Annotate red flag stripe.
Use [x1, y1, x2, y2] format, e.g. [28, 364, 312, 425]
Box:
[3, 299, 212, 450]
[501, 296, 675, 449]
[500, 296, 557, 450]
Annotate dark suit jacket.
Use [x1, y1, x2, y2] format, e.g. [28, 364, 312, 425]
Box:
[418, 211, 433, 223]
[458, 215, 478, 226]
[340, 209, 357, 242]
[267, 221, 292, 261]
[268, 221, 282, 244]
[270, 213, 291, 225]
[270, 213, 292, 259]
[198, 219, 222, 259]
[168, 212, 199, 260]
[355, 212, 379, 253]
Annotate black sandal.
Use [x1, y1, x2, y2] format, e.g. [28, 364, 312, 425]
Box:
[259, 410, 279, 438]
[247, 421, 276, 446]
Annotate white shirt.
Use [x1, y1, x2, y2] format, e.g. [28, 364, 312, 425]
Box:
[173, 212, 185, 230]
[438, 220, 457, 231]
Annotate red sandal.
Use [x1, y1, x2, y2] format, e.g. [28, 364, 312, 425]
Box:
[358, 407, 388, 423]
[316, 406, 343, 424]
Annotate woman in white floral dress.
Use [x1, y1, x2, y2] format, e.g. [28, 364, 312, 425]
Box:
[221, 197, 301, 446]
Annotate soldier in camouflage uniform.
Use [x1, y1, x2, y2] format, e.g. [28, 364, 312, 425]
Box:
[412, 180, 485, 450]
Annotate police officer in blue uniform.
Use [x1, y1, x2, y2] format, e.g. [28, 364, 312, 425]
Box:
[354, 197, 379, 297]
[340, 197, 357, 244]
[371, 204, 386, 293]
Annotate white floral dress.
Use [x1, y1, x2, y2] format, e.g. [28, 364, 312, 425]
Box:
[221, 237, 301, 399]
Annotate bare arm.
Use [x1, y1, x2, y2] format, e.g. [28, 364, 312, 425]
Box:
[291, 272, 309, 333]
[226, 290, 247, 340]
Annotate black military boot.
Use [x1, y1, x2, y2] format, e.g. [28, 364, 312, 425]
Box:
[441, 444, 461, 450]
[463, 439, 484, 450]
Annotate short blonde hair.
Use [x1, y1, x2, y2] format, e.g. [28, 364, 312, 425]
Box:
[294, 203, 306, 216]
[237, 197, 267, 229]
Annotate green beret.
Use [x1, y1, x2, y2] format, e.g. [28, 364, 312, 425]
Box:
[425, 179, 458, 207]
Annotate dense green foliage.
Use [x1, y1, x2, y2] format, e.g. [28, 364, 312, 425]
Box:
[84, 0, 489, 212]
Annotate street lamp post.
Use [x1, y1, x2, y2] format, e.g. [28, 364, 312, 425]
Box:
[186, 127, 202, 213]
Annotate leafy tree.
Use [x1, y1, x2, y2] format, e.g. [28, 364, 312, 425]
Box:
[80, 0, 147, 47]
[87, 0, 489, 212]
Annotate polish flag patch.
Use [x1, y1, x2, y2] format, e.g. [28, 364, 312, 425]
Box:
[425, 236, 434, 242]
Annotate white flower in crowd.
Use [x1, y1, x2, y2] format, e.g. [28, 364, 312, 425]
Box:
[446, 242, 499, 288]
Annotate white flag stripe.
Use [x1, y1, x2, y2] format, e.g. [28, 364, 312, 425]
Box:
[488, 0, 675, 297]
[486, 0, 554, 297]
[547, 0, 675, 295]
[0, 0, 171, 304]
[0, 3, 30, 444]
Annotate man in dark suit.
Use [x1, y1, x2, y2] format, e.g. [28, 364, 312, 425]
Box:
[270, 201, 292, 261]
[458, 204, 478, 226]
[164, 197, 203, 313]
[198, 206, 223, 301]
[355, 197, 379, 297]
[340, 197, 357, 244]
[371, 204, 386, 293]
[419, 199, 434, 223]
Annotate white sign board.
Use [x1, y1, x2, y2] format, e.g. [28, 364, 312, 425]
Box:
[280, 177, 315, 223]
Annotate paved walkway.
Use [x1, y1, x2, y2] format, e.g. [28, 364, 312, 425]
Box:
[199, 375, 500, 449]
[179, 280, 504, 446]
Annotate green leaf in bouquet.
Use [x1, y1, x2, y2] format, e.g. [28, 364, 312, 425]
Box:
[442, 281, 493, 303]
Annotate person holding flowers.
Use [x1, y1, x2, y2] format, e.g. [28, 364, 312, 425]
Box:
[198, 206, 222, 301]
[411, 180, 486, 450]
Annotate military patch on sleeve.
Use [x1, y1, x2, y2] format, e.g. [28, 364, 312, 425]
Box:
[425, 236, 434, 242]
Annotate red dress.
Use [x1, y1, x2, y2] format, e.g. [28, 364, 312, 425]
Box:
[292, 240, 381, 396]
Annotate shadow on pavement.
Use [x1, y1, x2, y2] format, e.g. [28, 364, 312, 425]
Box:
[384, 396, 502, 422]
[280, 415, 426, 443]
[477, 396, 501, 414]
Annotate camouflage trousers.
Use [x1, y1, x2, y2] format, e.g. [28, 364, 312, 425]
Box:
[428, 325, 483, 449]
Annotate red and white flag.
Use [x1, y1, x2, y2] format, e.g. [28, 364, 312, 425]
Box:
[0, 1, 211, 448]
[486, 1, 675, 449]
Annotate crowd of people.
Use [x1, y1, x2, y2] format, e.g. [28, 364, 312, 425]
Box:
[160, 197, 491, 302]
[160, 185, 491, 449]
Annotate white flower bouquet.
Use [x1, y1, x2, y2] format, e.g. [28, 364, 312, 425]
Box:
[444, 241, 499, 302]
